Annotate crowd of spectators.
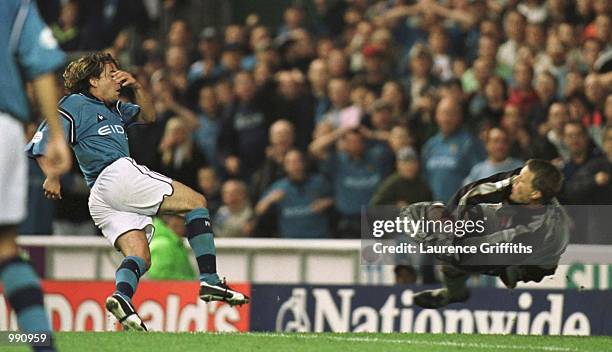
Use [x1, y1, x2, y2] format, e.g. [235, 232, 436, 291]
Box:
[23, 0, 612, 246]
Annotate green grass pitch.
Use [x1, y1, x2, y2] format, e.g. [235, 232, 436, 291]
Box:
[10, 332, 612, 352]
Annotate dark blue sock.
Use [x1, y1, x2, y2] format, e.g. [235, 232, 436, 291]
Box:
[115, 256, 147, 301]
[185, 208, 220, 284]
[0, 257, 53, 335]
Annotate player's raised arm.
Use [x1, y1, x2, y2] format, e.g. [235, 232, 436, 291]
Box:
[111, 70, 156, 123]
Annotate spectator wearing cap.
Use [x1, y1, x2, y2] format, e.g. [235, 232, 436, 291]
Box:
[188, 27, 222, 83]
[371, 147, 432, 207]
[255, 150, 333, 238]
[310, 128, 392, 238]
[354, 44, 389, 93]
[463, 127, 523, 185]
[422, 97, 485, 202]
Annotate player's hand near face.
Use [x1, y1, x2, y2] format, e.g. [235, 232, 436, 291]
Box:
[111, 70, 140, 89]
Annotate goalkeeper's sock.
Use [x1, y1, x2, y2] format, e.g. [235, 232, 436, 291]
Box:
[115, 255, 147, 302]
[0, 256, 54, 350]
[185, 208, 220, 285]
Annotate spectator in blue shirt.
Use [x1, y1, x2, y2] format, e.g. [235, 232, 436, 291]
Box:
[422, 97, 485, 202]
[464, 127, 524, 185]
[310, 128, 392, 237]
[256, 150, 333, 238]
[193, 85, 222, 171]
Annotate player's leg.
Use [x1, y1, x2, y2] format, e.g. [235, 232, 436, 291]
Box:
[105, 230, 150, 331]
[0, 228, 55, 350]
[158, 181, 219, 283]
[158, 181, 249, 305]
[114, 230, 151, 302]
[0, 115, 54, 350]
[413, 265, 470, 308]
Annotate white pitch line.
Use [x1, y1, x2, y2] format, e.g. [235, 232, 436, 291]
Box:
[245, 333, 578, 352]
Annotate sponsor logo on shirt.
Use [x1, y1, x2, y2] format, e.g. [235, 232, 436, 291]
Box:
[98, 124, 125, 136]
[343, 174, 380, 189]
[234, 112, 264, 131]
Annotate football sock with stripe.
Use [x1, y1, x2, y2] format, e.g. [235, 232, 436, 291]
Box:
[115, 255, 147, 302]
[185, 208, 220, 285]
[0, 256, 55, 351]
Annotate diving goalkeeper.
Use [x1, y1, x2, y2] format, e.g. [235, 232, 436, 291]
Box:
[403, 159, 571, 308]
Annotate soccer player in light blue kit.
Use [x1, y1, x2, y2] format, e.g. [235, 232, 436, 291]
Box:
[27, 52, 248, 331]
[1, 0, 72, 350]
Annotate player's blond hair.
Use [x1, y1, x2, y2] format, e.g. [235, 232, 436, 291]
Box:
[63, 52, 119, 93]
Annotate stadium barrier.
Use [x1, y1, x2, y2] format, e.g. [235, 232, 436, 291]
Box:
[1, 283, 610, 335]
[16, 236, 612, 289]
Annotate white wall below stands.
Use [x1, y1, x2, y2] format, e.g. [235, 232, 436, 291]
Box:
[17, 236, 612, 289]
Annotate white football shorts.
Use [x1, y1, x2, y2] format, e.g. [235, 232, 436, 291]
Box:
[0, 113, 27, 225]
[88, 157, 174, 248]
